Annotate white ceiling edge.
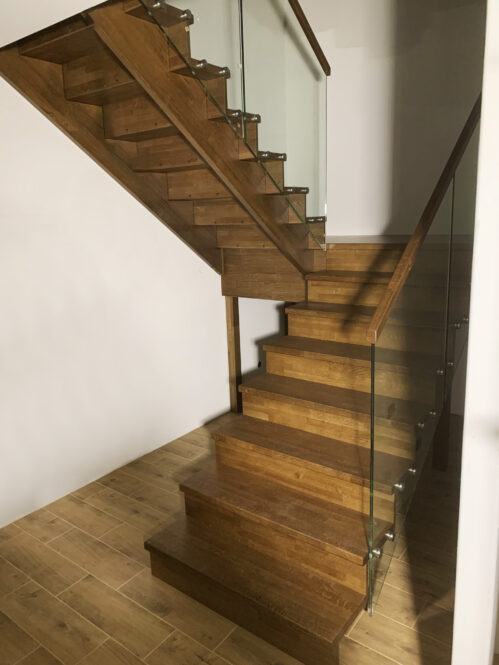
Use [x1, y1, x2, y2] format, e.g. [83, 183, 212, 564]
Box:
[0, 0, 95, 47]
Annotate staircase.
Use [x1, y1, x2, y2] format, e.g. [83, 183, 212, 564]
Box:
[0, 2, 479, 664]
[0, 0, 326, 304]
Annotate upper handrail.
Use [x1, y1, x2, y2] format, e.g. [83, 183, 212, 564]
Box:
[366, 94, 482, 344]
[287, 0, 331, 77]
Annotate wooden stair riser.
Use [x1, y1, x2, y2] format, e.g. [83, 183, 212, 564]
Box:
[241, 391, 416, 459]
[62, 45, 141, 105]
[165, 22, 192, 70]
[216, 226, 274, 249]
[130, 135, 204, 172]
[222, 249, 306, 302]
[287, 310, 371, 346]
[265, 350, 436, 403]
[184, 495, 368, 594]
[167, 168, 228, 199]
[103, 94, 178, 141]
[205, 76, 228, 120]
[193, 200, 253, 226]
[308, 280, 385, 306]
[238, 122, 259, 159]
[149, 551, 344, 665]
[214, 437, 395, 522]
[287, 310, 444, 353]
[326, 244, 404, 272]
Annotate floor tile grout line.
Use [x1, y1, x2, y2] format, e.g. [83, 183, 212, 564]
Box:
[373, 607, 454, 649]
[83, 476, 182, 519]
[211, 624, 237, 654]
[142, 628, 178, 661]
[46, 523, 147, 578]
[105, 465, 182, 496]
[345, 635, 402, 665]
[116, 567, 147, 591]
[0, 587, 77, 665]
[73, 637, 111, 665]
[81, 484, 173, 526]
[11, 641, 41, 665]
[40, 506, 126, 542]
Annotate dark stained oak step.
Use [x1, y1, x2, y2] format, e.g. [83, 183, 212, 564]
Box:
[213, 414, 407, 493]
[103, 94, 179, 141]
[287, 302, 448, 351]
[62, 45, 141, 105]
[264, 335, 439, 402]
[180, 458, 389, 565]
[167, 168, 228, 200]
[193, 199, 253, 226]
[216, 226, 274, 249]
[239, 373, 419, 458]
[240, 373, 424, 427]
[19, 20, 100, 64]
[212, 415, 406, 520]
[124, 0, 194, 27]
[130, 135, 204, 172]
[170, 58, 231, 81]
[146, 515, 365, 665]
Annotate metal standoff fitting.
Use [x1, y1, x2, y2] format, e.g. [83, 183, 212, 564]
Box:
[429, 410, 437, 417]
[417, 421, 425, 430]
[447, 361, 454, 368]
[372, 547, 382, 559]
[194, 59, 207, 69]
[229, 110, 242, 119]
[394, 482, 405, 492]
[385, 531, 395, 541]
[408, 466, 417, 475]
[179, 10, 193, 21]
[436, 368, 445, 376]
[247, 114, 261, 122]
[454, 322, 462, 329]
[462, 316, 469, 324]
[217, 66, 230, 77]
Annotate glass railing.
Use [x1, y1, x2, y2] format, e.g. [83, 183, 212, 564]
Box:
[139, 0, 328, 249]
[367, 119, 480, 613]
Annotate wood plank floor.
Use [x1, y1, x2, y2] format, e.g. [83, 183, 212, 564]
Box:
[0, 413, 462, 665]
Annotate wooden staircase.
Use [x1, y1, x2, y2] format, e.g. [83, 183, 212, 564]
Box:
[141, 243, 442, 665]
[0, 4, 467, 664]
[0, 0, 326, 304]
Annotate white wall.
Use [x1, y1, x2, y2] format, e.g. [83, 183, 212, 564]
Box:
[0, 3, 284, 526]
[302, 0, 486, 237]
[451, 0, 499, 660]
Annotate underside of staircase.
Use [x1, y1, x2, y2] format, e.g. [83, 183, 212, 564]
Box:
[0, 4, 453, 664]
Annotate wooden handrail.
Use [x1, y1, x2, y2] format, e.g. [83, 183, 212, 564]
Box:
[366, 94, 482, 344]
[288, 0, 331, 77]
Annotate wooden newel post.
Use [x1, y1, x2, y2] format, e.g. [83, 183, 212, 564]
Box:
[225, 296, 242, 412]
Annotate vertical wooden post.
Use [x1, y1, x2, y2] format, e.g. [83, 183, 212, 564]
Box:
[225, 296, 242, 412]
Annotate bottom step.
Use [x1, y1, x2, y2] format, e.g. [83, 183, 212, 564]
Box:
[146, 515, 365, 665]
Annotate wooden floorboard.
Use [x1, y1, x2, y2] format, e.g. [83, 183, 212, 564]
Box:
[0, 413, 461, 665]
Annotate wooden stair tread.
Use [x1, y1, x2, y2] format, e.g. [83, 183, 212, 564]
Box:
[240, 373, 423, 425]
[179, 458, 384, 563]
[289, 301, 447, 329]
[213, 414, 406, 491]
[19, 23, 100, 64]
[146, 515, 365, 645]
[306, 270, 392, 284]
[264, 335, 440, 373]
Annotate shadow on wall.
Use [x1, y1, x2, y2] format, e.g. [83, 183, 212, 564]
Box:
[387, 0, 486, 236]
[369, 2, 485, 663]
